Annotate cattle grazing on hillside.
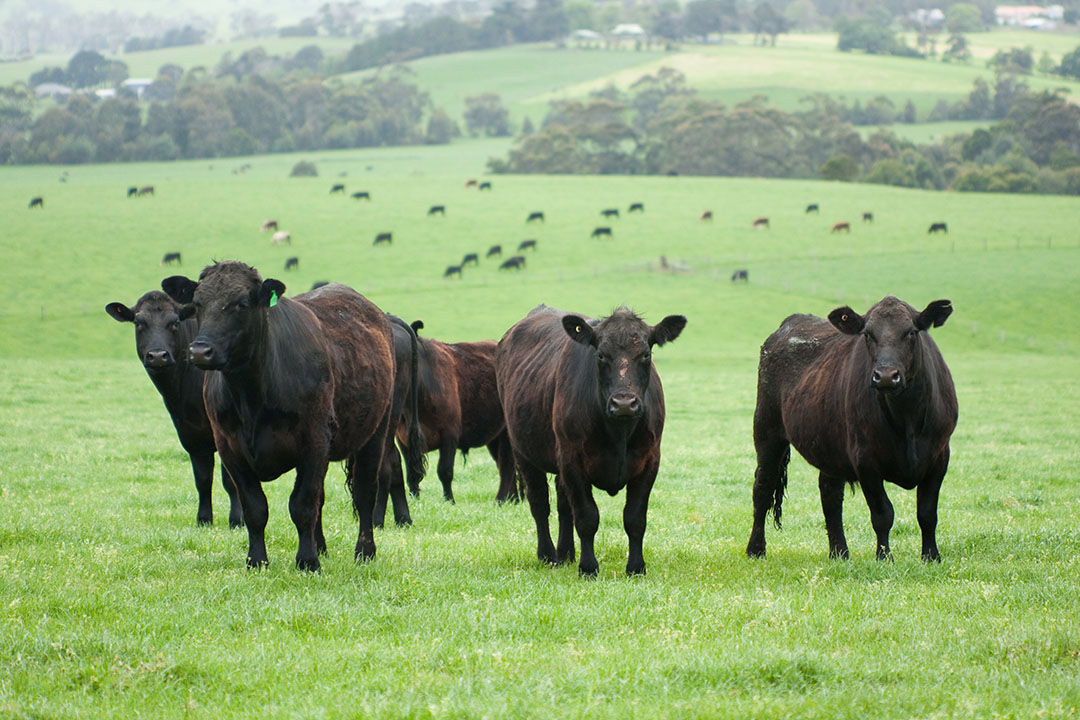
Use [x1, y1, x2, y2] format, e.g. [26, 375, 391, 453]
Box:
[699, 210, 713, 222]
[271, 231, 291, 245]
[518, 239, 537, 251]
[496, 305, 686, 576]
[752, 217, 770, 229]
[161, 252, 182, 266]
[487, 245, 502, 258]
[444, 264, 463, 278]
[746, 296, 957, 562]
[731, 269, 749, 282]
[478, 181, 492, 191]
[629, 202, 644, 213]
[591, 226, 612, 239]
[330, 184, 345, 194]
[428, 205, 446, 216]
[806, 203, 819, 214]
[105, 290, 242, 528]
[831, 221, 851, 233]
[400, 321, 519, 503]
[261, 219, 278, 232]
[462, 253, 479, 267]
[351, 191, 370, 200]
[127, 187, 138, 198]
[862, 212, 874, 223]
[465, 179, 478, 188]
[373, 232, 392, 246]
[28, 197, 43, 209]
[162, 264, 397, 570]
[928, 222, 948, 234]
[526, 211, 545, 223]
[499, 256, 525, 271]
[601, 208, 620, 219]
[138, 186, 155, 196]
[285, 257, 299, 271]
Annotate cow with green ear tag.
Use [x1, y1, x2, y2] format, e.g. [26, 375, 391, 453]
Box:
[747, 295, 958, 563]
[161, 261, 396, 573]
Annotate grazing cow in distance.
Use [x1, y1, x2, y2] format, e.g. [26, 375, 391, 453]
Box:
[499, 256, 525, 270]
[928, 222, 948, 234]
[311, 281, 329, 290]
[285, 257, 299, 271]
[806, 203, 819, 214]
[699, 210, 713, 222]
[444, 264, 463, 278]
[400, 321, 519, 503]
[831, 221, 851, 233]
[526, 211, 544, 223]
[518, 239, 537, 251]
[746, 296, 957, 562]
[105, 290, 242, 528]
[591, 226, 612, 239]
[127, 187, 138, 198]
[260, 219, 278, 232]
[496, 305, 687, 576]
[731, 269, 749, 282]
[428, 205, 446, 216]
[479, 181, 492, 191]
[162, 252, 182, 266]
[138, 185, 154, 196]
[28, 197, 43, 209]
[628, 202, 644, 213]
[752, 217, 770, 229]
[271, 231, 291, 245]
[487, 245, 502, 258]
[601, 208, 620, 219]
[862, 212, 874, 223]
[465, 179, 478, 188]
[373, 232, 392, 246]
[162, 263, 397, 570]
[462, 253, 479, 267]
[330, 184, 345, 194]
[351, 191, 370, 200]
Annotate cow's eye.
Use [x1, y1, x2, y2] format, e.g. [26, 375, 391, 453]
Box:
[134, 318, 147, 329]
[169, 321, 180, 331]
[597, 352, 610, 364]
[640, 352, 652, 364]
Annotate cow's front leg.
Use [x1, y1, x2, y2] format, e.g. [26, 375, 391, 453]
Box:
[819, 472, 849, 559]
[918, 450, 949, 562]
[859, 475, 895, 560]
[291, 451, 330, 572]
[561, 468, 599, 577]
[222, 454, 269, 569]
[624, 460, 658, 576]
[554, 476, 575, 565]
[189, 449, 216, 526]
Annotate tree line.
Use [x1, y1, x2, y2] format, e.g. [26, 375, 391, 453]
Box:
[488, 67, 1080, 196]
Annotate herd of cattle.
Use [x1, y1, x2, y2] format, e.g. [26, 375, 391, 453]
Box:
[106, 255, 957, 576]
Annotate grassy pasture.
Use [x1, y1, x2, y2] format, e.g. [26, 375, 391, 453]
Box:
[1, 142, 1079, 718]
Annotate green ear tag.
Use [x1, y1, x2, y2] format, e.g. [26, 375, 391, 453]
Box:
[269, 290, 278, 307]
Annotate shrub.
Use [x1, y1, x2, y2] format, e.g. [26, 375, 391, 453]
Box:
[290, 160, 318, 177]
[820, 154, 858, 181]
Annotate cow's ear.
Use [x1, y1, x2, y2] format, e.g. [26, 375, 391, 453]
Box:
[916, 299, 952, 330]
[650, 315, 687, 347]
[828, 306, 865, 335]
[411, 320, 424, 334]
[178, 304, 197, 321]
[105, 302, 134, 323]
[162, 276, 198, 304]
[562, 315, 597, 347]
[258, 279, 286, 307]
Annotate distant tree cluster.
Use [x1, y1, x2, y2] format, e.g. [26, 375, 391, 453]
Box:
[123, 26, 207, 53]
[489, 67, 1080, 196]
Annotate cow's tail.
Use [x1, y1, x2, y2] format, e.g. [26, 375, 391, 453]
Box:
[402, 322, 428, 492]
[772, 445, 791, 529]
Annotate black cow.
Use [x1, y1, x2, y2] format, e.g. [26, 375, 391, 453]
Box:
[162, 263, 397, 570]
[462, 253, 479, 267]
[746, 296, 957, 562]
[374, 232, 392, 246]
[105, 291, 242, 528]
[752, 217, 770, 229]
[138, 186, 154, 196]
[479, 182, 492, 191]
[444, 264, 462, 278]
[352, 191, 371, 200]
[628, 203, 644, 213]
[311, 281, 329, 290]
[285, 257, 299, 271]
[699, 210, 712, 222]
[330, 184, 345, 194]
[162, 252, 182, 266]
[428, 205, 446, 216]
[499, 256, 525, 270]
[127, 187, 138, 198]
[28, 197, 43, 209]
[731, 269, 749, 282]
[601, 208, 620, 219]
[863, 212, 874, 223]
[526, 211, 544, 223]
[591, 227, 612, 239]
[496, 305, 686, 576]
[400, 321, 518, 503]
[518, 239, 537, 251]
[487, 245, 502, 258]
[928, 222, 948, 234]
[806, 203, 819, 214]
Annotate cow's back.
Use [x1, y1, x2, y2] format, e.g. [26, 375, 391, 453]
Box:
[449, 340, 503, 448]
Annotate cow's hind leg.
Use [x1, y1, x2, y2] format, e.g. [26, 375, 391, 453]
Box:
[349, 432, 388, 563]
[859, 475, 895, 560]
[221, 463, 244, 528]
[436, 439, 457, 503]
[373, 441, 411, 528]
[290, 452, 330, 572]
[746, 437, 790, 558]
[190, 449, 216, 526]
[818, 473, 849, 559]
[519, 457, 556, 566]
[490, 434, 522, 503]
[554, 476, 575, 565]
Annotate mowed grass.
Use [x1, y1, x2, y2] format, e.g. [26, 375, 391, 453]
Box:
[1, 144, 1079, 718]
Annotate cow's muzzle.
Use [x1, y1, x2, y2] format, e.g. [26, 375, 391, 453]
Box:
[143, 349, 174, 370]
[607, 394, 641, 418]
[188, 340, 221, 368]
[871, 367, 903, 392]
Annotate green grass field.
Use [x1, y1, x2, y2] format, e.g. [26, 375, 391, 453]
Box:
[1, 140, 1078, 717]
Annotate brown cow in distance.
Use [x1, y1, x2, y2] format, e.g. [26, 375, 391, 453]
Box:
[261, 219, 278, 232]
[699, 210, 713, 222]
[400, 321, 519, 503]
[752, 217, 770, 228]
[746, 296, 957, 562]
[831, 221, 851, 233]
[496, 305, 686, 576]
